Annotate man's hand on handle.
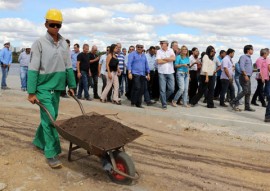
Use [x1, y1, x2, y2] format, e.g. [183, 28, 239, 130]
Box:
[28, 94, 39, 104]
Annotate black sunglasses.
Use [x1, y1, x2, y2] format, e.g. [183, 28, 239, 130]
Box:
[137, 46, 143, 49]
[48, 23, 62, 29]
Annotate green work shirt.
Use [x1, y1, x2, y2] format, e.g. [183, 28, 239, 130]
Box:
[27, 32, 76, 94]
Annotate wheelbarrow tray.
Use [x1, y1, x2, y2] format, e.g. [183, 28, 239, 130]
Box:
[54, 112, 142, 155]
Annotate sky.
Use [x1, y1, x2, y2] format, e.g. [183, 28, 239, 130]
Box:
[1, 0, 270, 60]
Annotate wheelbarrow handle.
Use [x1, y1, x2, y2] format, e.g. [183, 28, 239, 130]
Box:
[35, 101, 56, 127]
[68, 91, 86, 115]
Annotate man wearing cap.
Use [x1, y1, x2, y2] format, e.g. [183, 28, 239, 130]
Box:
[156, 40, 176, 110]
[0, 42, 12, 90]
[27, 9, 76, 168]
[18, 47, 31, 91]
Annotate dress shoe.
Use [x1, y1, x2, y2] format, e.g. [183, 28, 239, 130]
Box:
[207, 106, 217, 108]
[112, 100, 121, 105]
[245, 108, 255, 112]
[265, 118, 270, 122]
[251, 102, 259, 106]
[85, 97, 93, 101]
[220, 104, 228, 107]
[146, 100, 156, 106]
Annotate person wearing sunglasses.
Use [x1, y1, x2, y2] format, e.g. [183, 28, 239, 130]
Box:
[27, 9, 76, 168]
[127, 44, 150, 108]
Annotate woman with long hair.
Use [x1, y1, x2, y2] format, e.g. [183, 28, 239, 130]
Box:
[190, 46, 216, 108]
[100, 44, 121, 104]
[171, 45, 190, 107]
[189, 47, 200, 102]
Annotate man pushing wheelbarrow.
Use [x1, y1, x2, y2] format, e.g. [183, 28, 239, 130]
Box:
[27, 8, 76, 168]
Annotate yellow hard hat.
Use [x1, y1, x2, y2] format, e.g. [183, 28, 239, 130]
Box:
[45, 9, 63, 22]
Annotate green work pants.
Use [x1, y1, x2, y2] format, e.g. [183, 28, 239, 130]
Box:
[33, 90, 61, 158]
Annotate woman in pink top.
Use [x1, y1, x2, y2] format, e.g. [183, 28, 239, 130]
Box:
[251, 49, 269, 107]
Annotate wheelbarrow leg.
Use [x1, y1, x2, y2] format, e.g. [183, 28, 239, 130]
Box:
[68, 142, 73, 161]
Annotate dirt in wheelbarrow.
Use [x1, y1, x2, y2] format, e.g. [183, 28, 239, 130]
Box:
[60, 113, 142, 150]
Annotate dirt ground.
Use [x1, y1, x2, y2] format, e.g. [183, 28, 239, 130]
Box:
[1, 91, 270, 191]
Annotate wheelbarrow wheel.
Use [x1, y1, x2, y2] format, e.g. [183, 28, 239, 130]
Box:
[108, 151, 135, 185]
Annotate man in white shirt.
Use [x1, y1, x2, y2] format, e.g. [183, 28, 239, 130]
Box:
[18, 48, 31, 91]
[98, 46, 112, 101]
[220, 48, 236, 107]
[156, 40, 176, 110]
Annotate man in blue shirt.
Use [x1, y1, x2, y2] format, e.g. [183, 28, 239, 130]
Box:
[0, 42, 12, 89]
[230, 45, 255, 112]
[71, 43, 80, 94]
[128, 44, 150, 108]
[116, 43, 126, 97]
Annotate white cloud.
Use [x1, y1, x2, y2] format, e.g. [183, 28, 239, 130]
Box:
[102, 3, 154, 14]
[133, 14, 169, 25]
[76, 0, 131, 5]
[173, 6, 270, 39]
[0, 0, 21, 9]
[62, 7, 112, 23]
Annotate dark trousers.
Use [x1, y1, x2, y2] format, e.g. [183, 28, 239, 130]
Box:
[147, 70, 155, 99]
[251, 79, 266, 105]
[152, 70, 160, 100]
[214, 76, 222, 98]
[232, 75, 251, 109]
[265, 81, 270, 118]
[92, 74, 99, 96]
[126, 74, 133, 100]
[190, 75, 214, 107]
[220, 79, 235, 105]
[189, 70, 198, 101]
[73, 70, 79, 94]
[131, 74, 145, 106]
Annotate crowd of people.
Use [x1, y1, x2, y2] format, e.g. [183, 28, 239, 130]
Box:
[1, 8, 269, 169]
[2, 40, 270, 122]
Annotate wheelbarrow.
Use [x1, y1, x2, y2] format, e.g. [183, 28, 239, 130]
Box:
[35, 95, 142, 185]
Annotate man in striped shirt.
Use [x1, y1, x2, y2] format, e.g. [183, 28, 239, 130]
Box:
[117, 43, 126, 97]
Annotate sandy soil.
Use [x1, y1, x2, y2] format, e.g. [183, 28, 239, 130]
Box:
[1, 90, 270, 191]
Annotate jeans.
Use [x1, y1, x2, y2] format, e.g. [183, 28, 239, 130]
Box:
[265, 80, 270, 100]
[119, 73, 127, 96]
[131, 74, 145, 106]
[173, 72, 189, 105]
[251, 79, 266, 105]
[191, 75, 215, 107]
[78, 71, 90, 99]
[1, 65, 8, 88]
[235, 76, 242, 95]
[159, 73, 175, 106]
[232, 75, 251, 109]
[20, 66, 28, 89]
[265, 81, 270, 118]
[220, 79, 235, 105]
